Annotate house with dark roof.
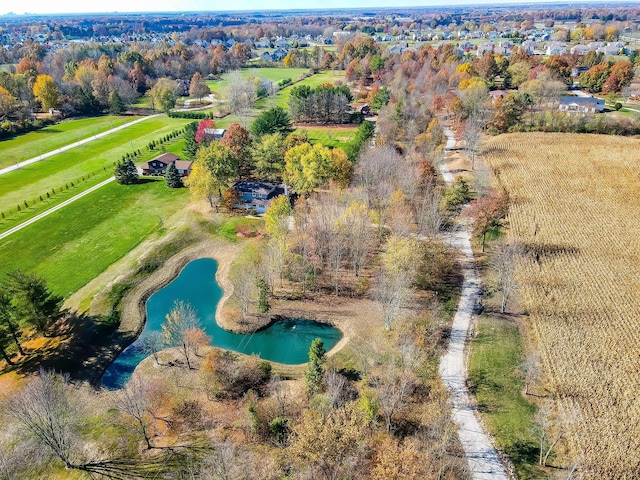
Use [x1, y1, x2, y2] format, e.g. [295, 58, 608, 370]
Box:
[231, 181, 287, 213]
[558, 95, 605, 113]
[141, 153, 193, 177]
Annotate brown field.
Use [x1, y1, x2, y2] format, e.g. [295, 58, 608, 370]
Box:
[483, 132, 640, 478]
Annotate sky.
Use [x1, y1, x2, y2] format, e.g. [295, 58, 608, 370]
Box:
[0, 0, 614, 16]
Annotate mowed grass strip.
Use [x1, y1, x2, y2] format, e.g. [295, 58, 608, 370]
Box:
[0, 179, 189, 297]
[301, 125, 359, 148]
[205, 67, 310, 97]
[0, 116, 190, 212]
[215, 70, 347, 129]
[0, 115, 140, 169]
[468, 314, 543, 479]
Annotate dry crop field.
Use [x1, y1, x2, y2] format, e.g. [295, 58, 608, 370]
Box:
[483, 133, 640, 478]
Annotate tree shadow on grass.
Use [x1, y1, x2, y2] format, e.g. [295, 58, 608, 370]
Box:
[4, 312, 138, 387]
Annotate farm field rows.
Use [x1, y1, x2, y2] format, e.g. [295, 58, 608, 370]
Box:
[0, 116, 190, 214]
[0, 115, 140, 170]
[484, 132, 640, 478]
[0, 178, 189, 297]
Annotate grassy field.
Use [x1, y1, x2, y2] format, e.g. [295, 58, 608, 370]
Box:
[0, 116, 189, 214]
[484, 132, 640, 477]
[300, 125, 359, 148]
[206, 67, 310, 96]
[274, 70, 346, 109]
[0, 132, 188, 235]
[468, 314, 543, 479]
[0, 179, 189, 297]
[0, 116, 140, 170]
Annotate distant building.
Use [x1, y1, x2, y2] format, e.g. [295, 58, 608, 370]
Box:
[141, 153, 193, 177]
[231, 181, 287, 213]
[558, 95, 605, 113]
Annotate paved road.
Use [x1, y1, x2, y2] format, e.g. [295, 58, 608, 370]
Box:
[0, 177, 115, 241]
[438, 126, 510, 480]
[0, 114, 161, 177]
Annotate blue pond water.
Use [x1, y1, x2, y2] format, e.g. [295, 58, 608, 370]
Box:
[102, 257, 342, 389]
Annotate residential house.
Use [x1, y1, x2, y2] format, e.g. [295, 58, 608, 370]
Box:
[202, 128, 227, 141]
[261, 51, 275, 62]
[255, 37, 271, 49]
[570, 44, 592, 55]
[231, 181, 287, 213]
[272, 48, 289, 61]
[558, 95, 605, 113]
[546, 42, 566, 55]
[521, 39, 537, 54]
[477, 42, 495, 56]
[141, 153, 193, 177]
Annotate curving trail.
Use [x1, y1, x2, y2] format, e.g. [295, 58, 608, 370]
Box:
[438, 127, 510, 480]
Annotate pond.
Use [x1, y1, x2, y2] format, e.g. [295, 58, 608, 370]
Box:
[102, 257, 343, 389]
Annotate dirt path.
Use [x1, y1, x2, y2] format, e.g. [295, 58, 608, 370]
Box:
[438, 126, 510, 480]
[0, 114, 161, 176]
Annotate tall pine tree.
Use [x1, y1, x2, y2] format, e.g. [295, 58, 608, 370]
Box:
[183, 121, 198, 159]
[165, 162, 183, 188]
[305, 338, 326, 396]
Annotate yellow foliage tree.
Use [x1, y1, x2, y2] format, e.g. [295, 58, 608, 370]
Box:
[32, 74, 58, 111]
[0, 86, 16, 120]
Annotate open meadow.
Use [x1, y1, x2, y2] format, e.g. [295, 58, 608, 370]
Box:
[484, 132, 640, 478]
[205, 67, 310, 96]
[0, 178, 189, 298]
[0, 116, 190, 215]
[0, 115, 140, 169]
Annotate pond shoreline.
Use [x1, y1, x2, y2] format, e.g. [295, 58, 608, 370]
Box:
[94, 239, 350, 388]
[91, 240, 243, 387]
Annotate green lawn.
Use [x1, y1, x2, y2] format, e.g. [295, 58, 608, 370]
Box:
[0, 179, 189, 297]
[301, 125, 359, 148]
[0, 116, 189, 214]
[206, 67, 310, 97]
[468, 314, 545, 479]
[0, 116, 141, 170]
[275, 70, 346, 109]
[0, 132, 188, 234]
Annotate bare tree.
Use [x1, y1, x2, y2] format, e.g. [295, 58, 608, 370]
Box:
[114, 375, 156, 449]
[232, 265, 256, 321]
[491, 241, 522, 314]
[268, 374, 288, 417]
[324, 370, 348, 409]
[8, 369, 80, 469]
[141, 331, 164, 366]
[342, 200, 375, 277]
[371, 361, 415, 432]
[416, 180, 443, 237]
[460, 115, 483, 171]
[523, 348, 540, 396]
[222, 70, 257, 126]
[162, 300, 209, 369]
[374, 270, 411, 330]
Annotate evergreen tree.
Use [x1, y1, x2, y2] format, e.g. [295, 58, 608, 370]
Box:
[183, 121, 198, 159]
[114, 159, 138, 185]
[4, 271, 63, 335]
[108, 90, 125, 114]
[257, 278, 270, 314]
[305, 338, 326, 396]
[165, 162, 183, 188]
[250, 106, 293, 138]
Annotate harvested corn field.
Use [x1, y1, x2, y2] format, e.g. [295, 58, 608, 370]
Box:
[484, 132, 640, 478]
